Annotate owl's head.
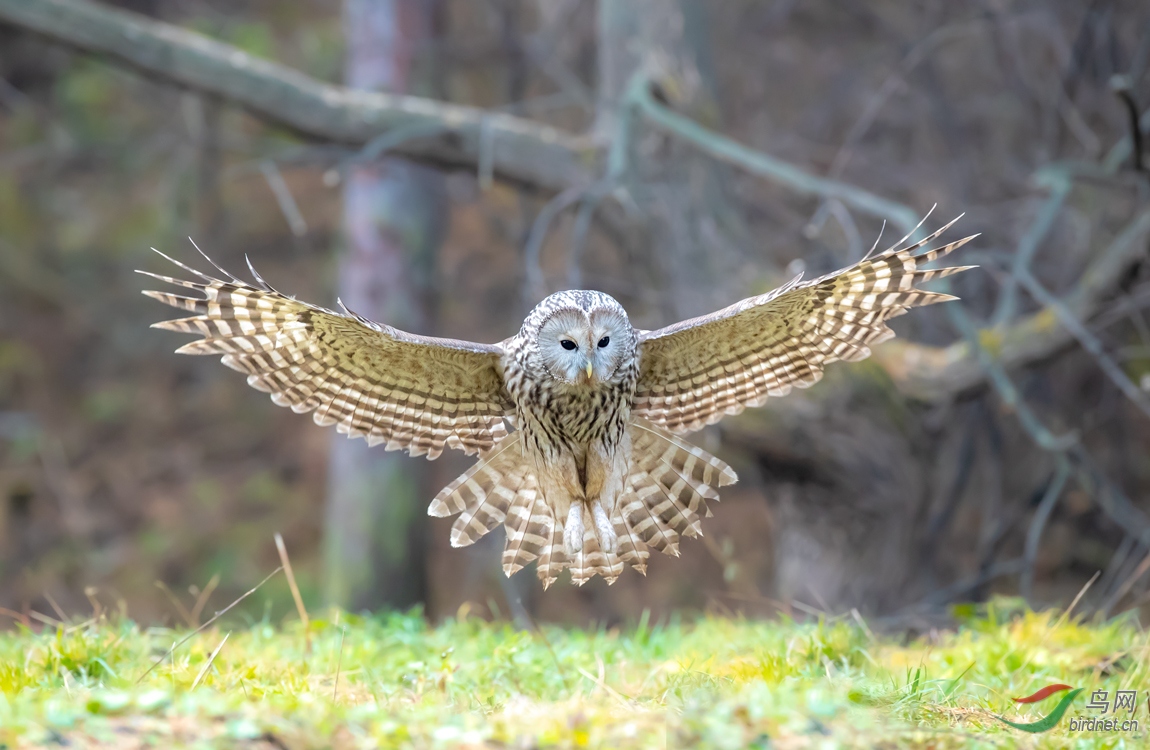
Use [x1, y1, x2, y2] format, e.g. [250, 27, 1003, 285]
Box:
[527, 290, 633, 386]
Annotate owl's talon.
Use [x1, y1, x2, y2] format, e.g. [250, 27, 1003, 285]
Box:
[591, 501, 617, 555]
[563, 503, 584, 558]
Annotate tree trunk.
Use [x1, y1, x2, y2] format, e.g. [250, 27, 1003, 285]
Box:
[594, 0, 745, 321]
[323, 0, 447, 611]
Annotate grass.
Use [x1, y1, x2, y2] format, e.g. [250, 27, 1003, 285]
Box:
[0, 597, 1146, 748]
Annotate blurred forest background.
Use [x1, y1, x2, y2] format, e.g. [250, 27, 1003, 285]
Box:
[1, 0, 1149, 629]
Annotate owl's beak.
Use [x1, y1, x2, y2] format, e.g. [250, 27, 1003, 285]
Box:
[576, 361, 594, 385]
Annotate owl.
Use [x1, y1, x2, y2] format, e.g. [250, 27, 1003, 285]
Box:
[141, 217, 974, 588]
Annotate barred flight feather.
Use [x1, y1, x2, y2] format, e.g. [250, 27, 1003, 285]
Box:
[140, 251, 513, 458]
[633, 215, 977, 433]
[500, 484, 554, 577]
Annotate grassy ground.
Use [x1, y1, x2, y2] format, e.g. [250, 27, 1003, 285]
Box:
[0, 598, 1146, 748]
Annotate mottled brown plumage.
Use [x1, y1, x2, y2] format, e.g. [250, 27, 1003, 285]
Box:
[141, 215, 975, 588]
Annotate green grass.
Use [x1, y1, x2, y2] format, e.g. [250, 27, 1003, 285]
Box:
[0, 599, 1146, 748]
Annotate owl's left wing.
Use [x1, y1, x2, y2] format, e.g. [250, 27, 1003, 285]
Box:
[140, 251, 513, 458]
[633, 218, 977, 434]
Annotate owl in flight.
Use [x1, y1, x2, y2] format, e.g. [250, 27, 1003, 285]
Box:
[141, 216, 974, 588]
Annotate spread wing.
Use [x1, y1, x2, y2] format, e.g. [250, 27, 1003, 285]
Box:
[140, 250, 513, 458]
[633, 216, 977, 433]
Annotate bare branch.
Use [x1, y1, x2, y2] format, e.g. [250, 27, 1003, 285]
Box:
[1015, 266, 1150, 419]
[992, 177, 1071, 326]
[1109, 75, 1145, 173]
[629, 79, 921, 231]
[1021, 460, 1072, 604]
[0, 0, 597, 192]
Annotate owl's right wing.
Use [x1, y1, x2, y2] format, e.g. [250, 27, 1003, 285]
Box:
[632, 217, 977, 434]
[140, 251, 513, 459]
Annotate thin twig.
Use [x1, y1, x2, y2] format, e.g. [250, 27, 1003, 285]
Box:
[189, 573, 221, 628]
[1021, 460, 1073, 604]
[1055, 570, 1101, 628]
[922, 558, 1026, 605]
[992, 177, 1071, 326]
[1102, 107, 1150, 172]
[523, 185, 584, 301]
[42, 592, 68, 623]
[565, 178, 614, 288]
[1016, 267, 1150, 420]
[562, 71, 646, 288]
[84, 587, 103, 620]
[518, 605, 571, 692]
[1071, 447, 1150, 551]
[942, 287, 1079, 453]
[274, 533, 310, 649]
[155, 581, 195, 628]
[824, 20, 987, 185]
[0, 607, 33, 628]
[63, 617, 97, 635]
[1095, 532, 1136, 603]
[136, 566, 282, 684]
[344, 121, 450, 170]
[13, 609, 64, 628]
[1110, 76, 1145, 173]
[191, 632, 230, 689]
[1102, 552, 1150, 616]
[260, 161, 308, 237]
[333, 627, 346, 703]
[576, 660, 632, 706]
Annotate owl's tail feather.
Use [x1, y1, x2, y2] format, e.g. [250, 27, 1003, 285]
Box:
[532, 512, 567, 590]
[428, 433, 528, 548]
[428, 432, 572, 588]
[429, 444, 633, 588]
[615, 419, 737, 568]
[568, 523, 625, 587]
[500, 479, 559, 579]
[429, 420, 737, 588]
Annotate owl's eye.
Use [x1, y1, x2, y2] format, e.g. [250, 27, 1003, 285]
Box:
[598, 336, 610, 348]
[560, 339, 577, 351]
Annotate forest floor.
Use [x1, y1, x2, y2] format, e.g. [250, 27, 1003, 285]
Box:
[0, 599, 1146, 749]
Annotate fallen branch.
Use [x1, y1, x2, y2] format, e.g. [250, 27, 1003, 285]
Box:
[0, 0, 596, 192]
